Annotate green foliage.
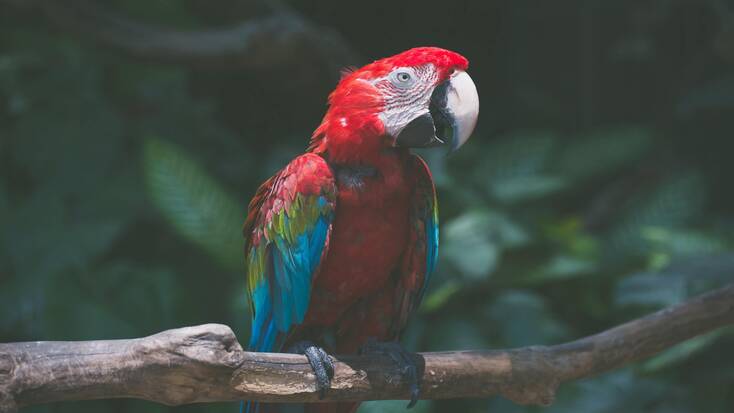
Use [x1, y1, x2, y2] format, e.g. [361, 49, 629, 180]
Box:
[144, 138, 243, 271]
[608, 172, 707, 255]
[442, 209, 529, 279]
[640, 329, 731, 373]
[486, 290, 569, 346]
[543, 370, 674, 413]
[2, 1, 734, 412]
[556, 126, 652, 181]
[360, 400, 434, 413]
[473, 130, 564, 203]
[430, 123, 733, 412]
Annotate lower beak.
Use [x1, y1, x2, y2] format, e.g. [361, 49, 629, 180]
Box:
[394, 70, 479, 151]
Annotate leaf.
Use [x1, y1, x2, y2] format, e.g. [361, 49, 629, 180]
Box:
[641, 227, 728, 257]
[614, 272, 687, 308]
[490, 174, 567, 203]
[609, 171, 706, 255]
[544, 217, 601, 257]
[547, 369, 674, 413]
[521, 254, 599, 285]
[557, 126, 652, 181]
[420, 280, 461, 313]
[143, 138, 243, 271]
[473, 130, 559, 202]
[478, 130, 557, 182]
[486, 290, 569, 346]
[442, 209, 530, 279]
[641, 329, 730, 373]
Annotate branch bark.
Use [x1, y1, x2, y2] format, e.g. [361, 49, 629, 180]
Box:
[1, 283, 733, 413]
[1, 0, 361, 72]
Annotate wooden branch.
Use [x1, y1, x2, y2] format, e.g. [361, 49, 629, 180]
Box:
[1, 0, 360, 72]
[1, 283, 733, 413]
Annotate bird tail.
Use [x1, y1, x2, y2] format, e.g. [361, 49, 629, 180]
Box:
[241, 401, 257, 413]
[243, 316, 280, 413]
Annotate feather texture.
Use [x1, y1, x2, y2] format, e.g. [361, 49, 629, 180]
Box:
[391, 155, 439, 337]
[243, 153, 336, 352]
[240, 46, 472, 413]
[414, 155, 439, 305]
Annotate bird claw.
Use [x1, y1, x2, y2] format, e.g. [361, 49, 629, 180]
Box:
[360, 339, 421, 408]
[289, 341, 334, 399]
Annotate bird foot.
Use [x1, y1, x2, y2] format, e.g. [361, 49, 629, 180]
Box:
[289, 341, 335, 399]
[360, 339, 421, 408]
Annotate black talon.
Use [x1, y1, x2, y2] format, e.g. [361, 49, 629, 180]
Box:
[289, 341, 335, 399]
[360, 339, 421, 408]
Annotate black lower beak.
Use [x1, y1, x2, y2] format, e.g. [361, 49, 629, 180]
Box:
[393, 112, 445, 148]
[428, 81, 456, 147]
[393, 80, 455, 149]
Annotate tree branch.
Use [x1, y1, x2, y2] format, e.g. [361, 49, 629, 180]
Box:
[1, 283, 733, 412]
[1, 0, 361, 72]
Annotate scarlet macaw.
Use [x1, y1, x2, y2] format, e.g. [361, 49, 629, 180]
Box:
[243, 47, 479, 413]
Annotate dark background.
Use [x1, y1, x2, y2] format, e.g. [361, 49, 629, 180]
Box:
[2, 0, 734, 412]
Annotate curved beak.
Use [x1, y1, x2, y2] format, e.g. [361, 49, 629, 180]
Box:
[394, 70, 479, 151]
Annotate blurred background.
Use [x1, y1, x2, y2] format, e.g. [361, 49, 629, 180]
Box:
[2, 0, 734, 412]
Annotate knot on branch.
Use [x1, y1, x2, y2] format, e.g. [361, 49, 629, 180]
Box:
[145, 323, 243, 367]
[128, 324, 245, 406]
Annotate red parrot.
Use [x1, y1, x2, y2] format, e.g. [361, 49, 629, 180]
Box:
[243, 47, 479, 413]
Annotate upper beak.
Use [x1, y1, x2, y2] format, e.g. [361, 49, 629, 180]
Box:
[394, 70, 479, 151]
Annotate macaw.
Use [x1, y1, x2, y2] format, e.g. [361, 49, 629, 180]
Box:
[243, 47, 479, 413]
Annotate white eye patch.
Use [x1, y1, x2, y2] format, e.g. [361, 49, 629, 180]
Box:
[377, 64, 438, 138]
[389, 68, 417, 89]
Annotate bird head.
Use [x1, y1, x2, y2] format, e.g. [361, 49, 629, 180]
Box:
[310, 47, 479, 162]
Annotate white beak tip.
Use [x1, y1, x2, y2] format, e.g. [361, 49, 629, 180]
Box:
[447, 70, 479, 151]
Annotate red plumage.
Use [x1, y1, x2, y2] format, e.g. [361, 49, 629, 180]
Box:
[245, 47, 470, 413]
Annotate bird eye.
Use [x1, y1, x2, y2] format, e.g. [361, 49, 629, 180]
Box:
[389, 69, 416, 89]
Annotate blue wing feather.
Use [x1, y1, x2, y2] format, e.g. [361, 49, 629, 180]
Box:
[420, 193, 439, 303]
[244, 154, 336, 353]
[413, 155, 439, 307]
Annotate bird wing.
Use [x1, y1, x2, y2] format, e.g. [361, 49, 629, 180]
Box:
[243, 153, 336, 352]
[393, 154, 439, 336]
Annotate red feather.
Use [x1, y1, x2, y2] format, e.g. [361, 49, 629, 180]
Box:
[247, 47, 467, 413]
[308, 47, 469, 163]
